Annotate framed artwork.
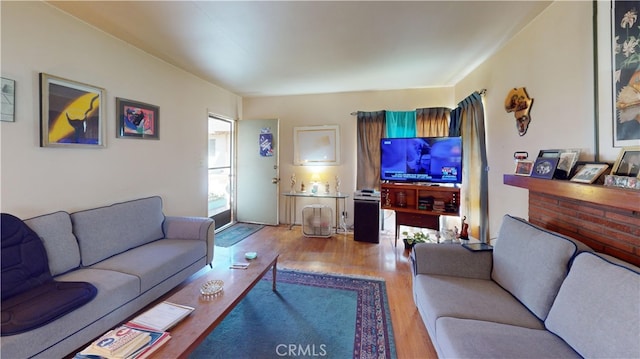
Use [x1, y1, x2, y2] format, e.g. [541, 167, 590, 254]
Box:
[570, 163, 610, 183]
[597, 1, 640, 147]
[514, 160, 533, 176]
[116, 97, 159, 139]
[40, 73, 105, 148]
[530, 157, 559, 179]
[611, 146, 640, 177]
[293, 125, 340, 165]
[1, 77, 15, 122]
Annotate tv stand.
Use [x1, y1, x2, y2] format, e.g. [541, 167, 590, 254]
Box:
[380, 183, 460, 246]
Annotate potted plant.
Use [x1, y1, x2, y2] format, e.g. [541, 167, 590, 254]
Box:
[402, 231, 430, 250]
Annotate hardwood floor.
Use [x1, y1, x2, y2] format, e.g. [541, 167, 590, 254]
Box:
[228, 223, 438, 359]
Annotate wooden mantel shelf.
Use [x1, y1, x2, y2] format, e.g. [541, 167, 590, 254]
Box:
[503, 174, 640, 213]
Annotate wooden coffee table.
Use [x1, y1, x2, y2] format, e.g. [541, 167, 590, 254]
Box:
[147, 239, 279, 358]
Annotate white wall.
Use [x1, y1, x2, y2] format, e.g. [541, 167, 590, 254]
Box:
[243, 88, 454, 225]
[0, 2, 241, 218]
[455, 1, 599, 239]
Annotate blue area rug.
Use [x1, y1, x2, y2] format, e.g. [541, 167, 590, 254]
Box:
[189, 269, 396, 359]
[215, 222, 264, 247]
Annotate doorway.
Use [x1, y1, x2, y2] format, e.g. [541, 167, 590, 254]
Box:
[208, 115, 234, 230]
[236, 119, 279, 225]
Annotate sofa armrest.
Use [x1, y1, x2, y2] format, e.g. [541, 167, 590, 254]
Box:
[412, 243, 492, 280]
[163, 216, 215, 266]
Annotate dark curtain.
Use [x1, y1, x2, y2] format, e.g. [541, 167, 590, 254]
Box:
[457, 92, 489, 242]
[357, 111, 386, 190]
[449, 107, 462, 136]
[416, 107, 450, 137]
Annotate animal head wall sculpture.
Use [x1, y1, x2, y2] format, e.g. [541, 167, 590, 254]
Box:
[505, 87, 533, 136]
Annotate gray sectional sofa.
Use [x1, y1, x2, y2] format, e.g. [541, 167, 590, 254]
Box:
[412, 214, 640, 358]
[0, 196, 215, 358]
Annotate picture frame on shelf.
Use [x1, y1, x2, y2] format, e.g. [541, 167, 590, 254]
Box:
[514, 160, 533, 176]
[530, 157, 559, 179]
[555, 149, 581, 179]
[537, 149, 561, 158]
[570, 163, 610, 184]
[116, 98, 159, 140]
[1, 77, 15, 122]
[604, 174, 640, 189]
[39, 73, 106, 148]
[611, 146, 640, 177]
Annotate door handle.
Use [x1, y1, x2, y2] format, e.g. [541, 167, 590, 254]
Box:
[272, 177, 280, 184]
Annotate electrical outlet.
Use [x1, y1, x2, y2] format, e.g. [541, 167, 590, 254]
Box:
[342, 211, 348, 218]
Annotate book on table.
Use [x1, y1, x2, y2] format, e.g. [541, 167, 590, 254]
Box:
[74, 325, 170, 359]
[74, 325, 150, 359]
[127, 301, 194, 332]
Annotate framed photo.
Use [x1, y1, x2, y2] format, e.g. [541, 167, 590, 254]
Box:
[611, 146, 640, 177]
[40, 73, 105, 148]
[514, 160, 533, 176]
[1, 77, 15, 122]
[605, 174, 640, 189]
[530, 157, 559, 179]
[570, 163, 610, 184]
[293, 125, 340, 165]
[555, 149, 581, 179]
[537, 149, 560, 158]
[557, 149, 580, 172]
[116, 98, 159, 139]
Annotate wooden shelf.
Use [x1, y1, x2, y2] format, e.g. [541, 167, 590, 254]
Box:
[381, 183, 460, 216]
[503, 174, 640, 212]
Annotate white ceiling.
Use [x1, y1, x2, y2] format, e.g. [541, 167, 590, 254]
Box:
[48, 1, 552, 97]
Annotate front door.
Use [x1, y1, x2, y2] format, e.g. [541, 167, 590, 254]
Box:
[236, 119, 279, 225]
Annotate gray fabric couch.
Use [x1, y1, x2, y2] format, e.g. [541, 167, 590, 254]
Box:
[412, 214, 640, 358]
[0, 196, 215, 358]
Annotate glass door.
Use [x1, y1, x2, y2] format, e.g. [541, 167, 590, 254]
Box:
[208, 115, 234, 230]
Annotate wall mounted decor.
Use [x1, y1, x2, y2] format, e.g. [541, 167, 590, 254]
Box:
[1, 77, 15, 122]
[293, 125, 340, 165]
[116, 97, 159, 140]
[40, 73, 105, 147]
[504, 87, 533, 136]
[612, 1, 640, 147]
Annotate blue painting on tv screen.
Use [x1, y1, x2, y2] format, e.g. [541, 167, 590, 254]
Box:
[380, 137, 462, 184]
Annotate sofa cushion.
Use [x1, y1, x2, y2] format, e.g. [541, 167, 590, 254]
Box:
[0, 268, 140, 358]
[492, 215, 589, 320]
[1, 281, 97, 336]
[436, 317, 580, 359]
[90, 238, 206, 293]
[1, 213, 52, 300]
[1, 213, 97, 336]
[71, 196, 165, 266]
[413, 274, 545, 334]
[24, 211, 80, 276]
[545, 252, 640, 359]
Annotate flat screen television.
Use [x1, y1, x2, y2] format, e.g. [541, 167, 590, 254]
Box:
[380, 137, 462, 184]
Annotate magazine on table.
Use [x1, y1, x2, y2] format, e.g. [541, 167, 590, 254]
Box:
[127, 301, 194, 332]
